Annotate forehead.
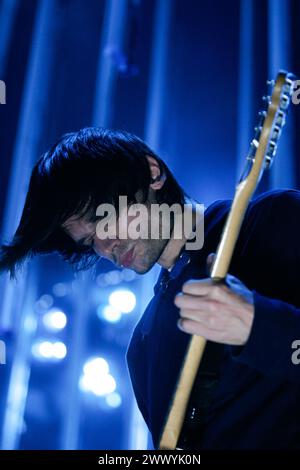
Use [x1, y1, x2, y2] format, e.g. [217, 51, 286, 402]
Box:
[62, 215, 95, 241]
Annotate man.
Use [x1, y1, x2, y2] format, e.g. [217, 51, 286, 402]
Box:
[1, 127, 300, 449]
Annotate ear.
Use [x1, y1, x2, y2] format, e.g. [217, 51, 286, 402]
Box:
[146, 155, 166, 190]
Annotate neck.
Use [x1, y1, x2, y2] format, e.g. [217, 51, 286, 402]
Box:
[157, 237, 186, 270]
[157, 197, 200, 270]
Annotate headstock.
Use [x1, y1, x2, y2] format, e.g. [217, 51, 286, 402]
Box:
[239, 71, 295, 186]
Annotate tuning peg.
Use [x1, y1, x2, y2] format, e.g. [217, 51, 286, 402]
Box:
[262, 95, 271, 105]
[276, 110, 286, 126]
[283, 83, 293, 96]
[285, 77, 294, 86]
[268, 140, 277, 154]
[254, 127, 262, 141]
[281, 94, 290, 109]
[266, 79, 275, 86]
[264, 154, 273, 169]
[265, 140, 277, 169]
[265, 154, 273, 163]
[257, 111, 267, 126]
[272, 125, 281, 141]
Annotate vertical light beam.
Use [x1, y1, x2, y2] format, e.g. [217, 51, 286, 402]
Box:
[268, 0, 294, 189]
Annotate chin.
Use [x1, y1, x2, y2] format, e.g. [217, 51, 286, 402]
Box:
[131, 259, 154, 275]
[132, 264, 151, 275]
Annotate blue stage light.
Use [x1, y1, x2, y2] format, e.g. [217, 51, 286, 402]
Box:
[83, 357, 109, 376]
[108, 289, 136, 314]
[52, 282, 68, 297]
[34, 294, 54, 314]
[79, 357, 116, 397]
[52, 342, 67, 359]
[36, 341, 53, 358]
[105, 392, 122, 408]
[42, 309, 67, 331]
[104, 270, 123, 285]
[32, 340, 67, 361]
[98, 304, 122, 323]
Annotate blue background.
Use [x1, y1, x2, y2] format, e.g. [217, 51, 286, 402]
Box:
[0, 0, 299, 450]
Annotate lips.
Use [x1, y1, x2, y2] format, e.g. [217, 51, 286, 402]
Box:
[120, 247, 135, 268]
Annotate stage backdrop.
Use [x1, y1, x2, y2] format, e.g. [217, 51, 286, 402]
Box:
[0, 0, 299, 450]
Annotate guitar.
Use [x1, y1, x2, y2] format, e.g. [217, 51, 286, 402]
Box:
[159, 70, 296, 450]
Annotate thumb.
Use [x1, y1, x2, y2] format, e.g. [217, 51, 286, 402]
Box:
[206, 252, 216, 276]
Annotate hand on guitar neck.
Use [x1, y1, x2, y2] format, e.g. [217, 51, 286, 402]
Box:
[174, 254, 254, 346]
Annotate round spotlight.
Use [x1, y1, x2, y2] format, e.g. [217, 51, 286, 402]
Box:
[121, 269, 137, 282]
[106, 392, 122, 408]
[109, 289, 136, 314]
[104, 271, 122, 285]
[37, 341, 53, 359]
[79, 373, 116, 396]
[34, 295, 54, 314]
[32, 340, 67, 361]
[53, 283, 68, 297]
[99, 305, 122, 323]
[43, 309, 67, 331]
[52, 342, 67, 359]
[83, 357, 109, 376]
[94, 374, 115, 396]
[80, 357, 116, 397]
[39, 295, 54, 309]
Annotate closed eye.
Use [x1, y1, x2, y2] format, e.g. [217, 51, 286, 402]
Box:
[77, 233, 95, 248]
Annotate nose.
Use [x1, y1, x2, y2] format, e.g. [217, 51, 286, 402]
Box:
[92, 236, 121, 262]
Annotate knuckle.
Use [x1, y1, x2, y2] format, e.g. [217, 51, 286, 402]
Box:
[208, 314, 217, 328]
[182, 279, 198, 292]
[178, 318, 188, 331]
[213, 283, 227, 298]
[207, 295, 218, 312]
[208, 301, 218, 314]
[211, 284, 221, 297]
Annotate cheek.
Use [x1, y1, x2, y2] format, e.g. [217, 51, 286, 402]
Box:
[134, 240, 153, 264]
[118, 211, 151, 239]
[93, 238, 119, 259]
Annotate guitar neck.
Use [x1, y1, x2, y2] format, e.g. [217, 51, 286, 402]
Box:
[158, 70, 295, 450]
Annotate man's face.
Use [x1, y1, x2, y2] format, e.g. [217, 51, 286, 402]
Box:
[62, 201, 169, 274]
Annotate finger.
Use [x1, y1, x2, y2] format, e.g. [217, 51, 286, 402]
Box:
[181, 278, 214, 296]
[174, 293, 218, 312]
[181, 280, 229, 303]
[177, 318, 222, 342]
[179, 308, 224, 331]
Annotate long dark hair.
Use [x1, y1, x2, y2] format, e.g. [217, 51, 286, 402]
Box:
[0, 127, 186, 277]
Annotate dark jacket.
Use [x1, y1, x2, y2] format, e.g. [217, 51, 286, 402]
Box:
[126, 189, 300, 449]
